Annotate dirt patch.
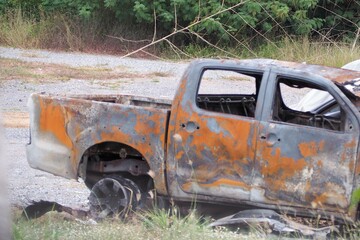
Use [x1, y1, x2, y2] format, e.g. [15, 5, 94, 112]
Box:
[2, 112, 29, 128]
[0, 58, 173, 82]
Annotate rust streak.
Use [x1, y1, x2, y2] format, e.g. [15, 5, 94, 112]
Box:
[298, 141, 324, 158]
[182, 178, 251, 191]
[198, 178, 251, 189]
[39, 98, 72, 148]
[261, 148, 307, 178]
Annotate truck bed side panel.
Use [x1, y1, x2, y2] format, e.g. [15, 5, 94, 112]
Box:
[26, 94, 169, 194]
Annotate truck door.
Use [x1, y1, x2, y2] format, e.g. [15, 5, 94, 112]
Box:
[172, 66, 267, 200]
[254, 71, 360, 212]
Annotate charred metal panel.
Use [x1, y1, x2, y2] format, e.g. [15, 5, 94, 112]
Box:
[26, 93, 169, 194]
[255, 69, 360, 218]
[166, 60, 267, 201]
[174, 108, 258, 199]
[166, 59, 360, 221]
[255, 122, 358, 212]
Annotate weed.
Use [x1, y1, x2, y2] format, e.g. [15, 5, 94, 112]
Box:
[1, 8, 358, 68]
[255, 37, 360, 67]
[0, 9, 41, 48]
[162, 37, 360, 68]
[12, 207, 248, 240]
[148, 71, 172, 78]
[223, 75, 252, 82]
[21, 52, 43, 58]
[0, 8, 156, 54]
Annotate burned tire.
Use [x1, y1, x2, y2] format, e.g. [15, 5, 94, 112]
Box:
[108, 175, 142, 210]
[89, 178, 130, 220]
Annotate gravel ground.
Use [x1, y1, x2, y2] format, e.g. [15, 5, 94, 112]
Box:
[0, 46, 189, 112]
[5, 128, 89, 209]
[0, 47, 307, 211]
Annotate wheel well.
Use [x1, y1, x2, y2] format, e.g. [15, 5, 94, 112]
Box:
[79, 141, 153, 191]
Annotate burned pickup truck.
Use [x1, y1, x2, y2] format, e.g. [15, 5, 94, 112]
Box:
[27, 59, 360, 222]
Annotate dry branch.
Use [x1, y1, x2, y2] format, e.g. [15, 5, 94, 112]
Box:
[186, 29, 240, 58]
[105, 35, 151, 43]
[120, 1, 248, 59]
[352, 28, 360, 52]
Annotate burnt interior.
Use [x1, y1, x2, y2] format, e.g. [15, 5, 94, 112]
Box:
[274, 78, 344, 131]
[195, 69, 345, 131]
[196, 70, 262, 118]
[197, 95, 256, 117]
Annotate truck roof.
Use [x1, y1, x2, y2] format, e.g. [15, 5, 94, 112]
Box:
[236, 59, 360, 98]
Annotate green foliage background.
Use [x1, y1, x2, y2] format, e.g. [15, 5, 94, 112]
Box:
[0, 0, 359, 44]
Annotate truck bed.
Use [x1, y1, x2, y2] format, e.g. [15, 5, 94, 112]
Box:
[27, 93, 171, 193]
[68, 94, 172, 109]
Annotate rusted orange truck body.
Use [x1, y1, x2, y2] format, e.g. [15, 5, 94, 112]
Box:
[27, 59, 360, 221]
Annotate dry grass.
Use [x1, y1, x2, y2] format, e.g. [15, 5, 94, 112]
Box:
[148, 71, 172, 78]
[0, 8, 358, 68]
[0, 58, 173, 82]
[0, 9, 42, 49]
[1, 112, 29, 128]
[0, 9, 157, 55]
[223, 75, 252, 82]
[0, 58, 127, 81]
[255, 37, 360, 67]
[173, 37, 360, 68]
[0, 9, 358, 68]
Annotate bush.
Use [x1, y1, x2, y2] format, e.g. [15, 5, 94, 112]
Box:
[0, 0, 359, 45]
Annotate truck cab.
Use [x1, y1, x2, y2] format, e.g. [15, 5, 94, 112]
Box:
[166, 59, 360, 221]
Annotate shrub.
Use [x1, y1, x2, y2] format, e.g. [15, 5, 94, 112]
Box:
[0, 0, 359, 45]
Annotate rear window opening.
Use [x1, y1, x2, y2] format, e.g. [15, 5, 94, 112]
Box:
[196, 69, 263, 118]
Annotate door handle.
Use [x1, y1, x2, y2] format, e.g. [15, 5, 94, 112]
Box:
[260, 133, 280, 146]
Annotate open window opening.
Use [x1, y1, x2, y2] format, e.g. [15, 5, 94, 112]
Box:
[196, 69, 262, 118]
[273, 77, 345, 131]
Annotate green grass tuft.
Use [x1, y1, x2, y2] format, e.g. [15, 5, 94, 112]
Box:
[12, 207, 251, 240]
